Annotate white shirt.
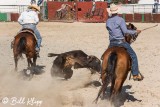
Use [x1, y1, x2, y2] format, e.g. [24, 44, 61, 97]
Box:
[18, 9, 39, 25]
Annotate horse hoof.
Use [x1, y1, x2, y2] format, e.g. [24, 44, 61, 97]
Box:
[26, 69, 31, 75]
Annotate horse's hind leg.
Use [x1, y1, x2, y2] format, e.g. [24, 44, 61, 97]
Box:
[110, 78, 115, 98]
[14, 56, 18, 71]
[27, 58, 33, 68]
[33, 56, 37, 66]
[110, 79, 123, 102]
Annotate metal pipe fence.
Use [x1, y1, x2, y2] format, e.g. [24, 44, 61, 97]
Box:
[0, 5, 28, 13]
[0, 5, 48, 21]
[0, 3, 160, 22]
[120, 4, 159, 14]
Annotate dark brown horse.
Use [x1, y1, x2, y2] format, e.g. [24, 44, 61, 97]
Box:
[13, 29, 37, 71]
[94, 23, 138, 104]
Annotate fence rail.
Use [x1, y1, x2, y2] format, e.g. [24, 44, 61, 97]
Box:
[0, 3, 160, 22]
[120, 4, 159, 14]
[0, 5, 28, 13]
[0, 5, 47, 21]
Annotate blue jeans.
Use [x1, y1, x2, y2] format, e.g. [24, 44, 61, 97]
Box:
[109, 41, 139, 75]
[21, 24, 42, 49]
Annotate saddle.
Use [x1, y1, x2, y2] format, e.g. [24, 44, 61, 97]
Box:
[101, 46, 132, 69]
[15, 28, 37, 40]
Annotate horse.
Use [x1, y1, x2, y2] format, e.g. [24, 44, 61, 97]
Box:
[13, 28, 37, 72]
[94, 23, 138, 104]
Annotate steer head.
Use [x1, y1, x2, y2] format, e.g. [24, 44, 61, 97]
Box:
[87, 55, 101, 74]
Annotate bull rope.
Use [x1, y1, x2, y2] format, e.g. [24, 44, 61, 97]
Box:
[141, 24, 158, 31]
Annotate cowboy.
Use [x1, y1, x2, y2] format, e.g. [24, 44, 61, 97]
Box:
[106, 3, 143, 81]
[154, 0, 159, 13]
[91, 0, 96, 16]
[107, 2, 122, 17]
[18, 4, 42, 57]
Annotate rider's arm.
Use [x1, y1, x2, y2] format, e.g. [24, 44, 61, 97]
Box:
[18, 13, 24, 25]
[120, 18, 137, 35]
[34, 12, 39, 25]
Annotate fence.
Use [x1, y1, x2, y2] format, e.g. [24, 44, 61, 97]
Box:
[0, 5, 27, 13]
[0, 5, 47, 21]
[47, 1, 107, 22]
[120, 4, 158, 14]
[1, 3, 160, 22]
[119, 4, 160, 22]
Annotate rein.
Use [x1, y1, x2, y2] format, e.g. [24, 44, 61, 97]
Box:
[141, 24, 158, 31]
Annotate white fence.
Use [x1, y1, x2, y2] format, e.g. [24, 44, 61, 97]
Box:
[119, 4, 158, 14]
[0, 5, 28, 13]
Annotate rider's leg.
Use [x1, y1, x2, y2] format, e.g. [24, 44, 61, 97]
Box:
[22, 24, 41, 57]
[108, 42, 143, 81]
[121, 42, 139, 75]
[121, 42, 143, 81]
[34, 28, 42, 52]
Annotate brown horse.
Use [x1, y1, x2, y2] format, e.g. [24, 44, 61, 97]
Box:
[13, 29, 37, 71]
[94, 23, 138, 104]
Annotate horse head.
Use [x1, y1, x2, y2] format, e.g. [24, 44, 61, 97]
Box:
[125, 23, 138, 44]
[87, 55, 101, 74]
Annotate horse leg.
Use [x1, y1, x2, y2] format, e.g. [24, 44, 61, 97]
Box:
[102, 84, 108, 99]
[27, 58, 33, 68]
[110, 78, 115, 98]
[33, 56, 37, 66]
[14, 56, 18, 71]
[110, 79, 123, 102]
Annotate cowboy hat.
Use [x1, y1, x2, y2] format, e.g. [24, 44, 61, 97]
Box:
[28, 4, 40, 12]
[107, 3, 121, 14]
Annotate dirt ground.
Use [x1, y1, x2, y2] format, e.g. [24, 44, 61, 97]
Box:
[0, 22, 160, 107]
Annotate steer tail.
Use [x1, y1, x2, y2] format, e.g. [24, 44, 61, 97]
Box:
[48, 53, 60, 57]
[94, 51, 117, 103]
[17, 37, 26, 54]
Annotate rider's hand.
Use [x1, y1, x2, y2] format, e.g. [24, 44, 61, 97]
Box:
[136, 30, 141, 34]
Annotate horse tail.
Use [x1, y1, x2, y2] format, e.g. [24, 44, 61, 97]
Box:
[93, 51, 117, 103]
[17, 37, 26, 54]
[107, 51, 117, 79]
[48, 53, 60, 57]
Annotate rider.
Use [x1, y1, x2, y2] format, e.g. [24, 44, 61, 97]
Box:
[106, 3, 143, 81]
[18, 4, 42, 57]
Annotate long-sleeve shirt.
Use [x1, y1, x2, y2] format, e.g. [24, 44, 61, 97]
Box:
[18, 9, 39, 25]
[106, 15, 137, 41]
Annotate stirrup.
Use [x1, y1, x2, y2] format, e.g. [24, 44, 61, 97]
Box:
[133, 74, 144, 81]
